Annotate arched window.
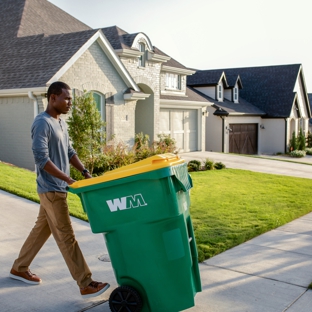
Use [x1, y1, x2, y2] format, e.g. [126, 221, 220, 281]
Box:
[92, 92, 105, 121]
[138, 42, 146, 67]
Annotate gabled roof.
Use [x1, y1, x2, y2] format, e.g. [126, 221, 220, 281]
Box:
[101, 26, 134, 50]
[0, 29, 141, 92]
[225, 74, 243, 89]
[223, 64, 301, 118]
[0, 0, 90, 41]
[189, 87, 265, 116]
[187, 69, 226, 86]
[101, 26, 193, 72]
[0, 30, 98, 89]
[188, 64, 303, 118]
[153, 47, 188, 70]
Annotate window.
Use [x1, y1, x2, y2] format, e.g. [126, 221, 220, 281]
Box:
[218, 84, 223, 101]
[92, 92, 105, 121]
[165, 73, 181, 90]
[138, 42, 146, 67]
[234, 87, 238, 101]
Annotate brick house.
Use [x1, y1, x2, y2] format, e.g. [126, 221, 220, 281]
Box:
[0, 0, 211, 170]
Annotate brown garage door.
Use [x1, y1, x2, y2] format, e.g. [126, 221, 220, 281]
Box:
[229, 124, 258, 154]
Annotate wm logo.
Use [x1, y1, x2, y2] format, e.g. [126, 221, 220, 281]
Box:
[106, 194, 147, 212]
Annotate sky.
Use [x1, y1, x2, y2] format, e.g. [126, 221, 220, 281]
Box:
[49, 0, 312, 91]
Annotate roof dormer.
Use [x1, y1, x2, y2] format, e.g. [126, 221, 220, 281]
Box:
[233, 85, 239, 103]
[224, 75, 242, 103]
[216, 73, 228, 102]
[132, 33, 153, 68]
[217, 83, 223, 101]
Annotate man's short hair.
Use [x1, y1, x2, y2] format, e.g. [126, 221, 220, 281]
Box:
[47, 81, 71, 101]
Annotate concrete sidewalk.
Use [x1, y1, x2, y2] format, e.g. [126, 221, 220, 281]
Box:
[1, 189, 312, 312]
[180, 151, 312, 180]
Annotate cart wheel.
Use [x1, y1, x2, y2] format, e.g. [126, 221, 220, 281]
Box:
[109, 285, 143, 312]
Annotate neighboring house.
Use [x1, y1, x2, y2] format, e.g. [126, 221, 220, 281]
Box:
[0, 0, 211, 170]
[309, 94, 312, 132]
[188, 64, 311, 154]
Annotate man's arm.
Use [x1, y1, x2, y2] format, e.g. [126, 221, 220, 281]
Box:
[43, 160, 76, 185]
[69, 154, 92, 179]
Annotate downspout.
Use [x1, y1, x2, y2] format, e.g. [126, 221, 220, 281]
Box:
[28, 91, 38, 118]
[221, 117, 224, 152]
[285, 118, 288, 154]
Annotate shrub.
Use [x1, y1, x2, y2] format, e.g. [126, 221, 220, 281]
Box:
[306, 148, 312, 155]
[135, 132, 149, 150]
[289, 150, 306, 158]
[152, 134, 177, 154]
[214, 162, 226, 170]
[289, 131, 298, 152]
[307, 131, 312, 148]
[68, 91, 106, 175]
[298, 128, 306, 151]
[188, 160, 202, 172]
[204, 158, 215, 170]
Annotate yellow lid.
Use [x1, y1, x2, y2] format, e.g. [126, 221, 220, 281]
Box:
[70, 153, 185, 189]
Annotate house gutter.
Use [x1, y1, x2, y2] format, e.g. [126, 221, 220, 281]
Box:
[0, 87, 46, 97]
[28, 91, 38, 118]
[222, 118, 225, 152]
[285, 118, 288, 154]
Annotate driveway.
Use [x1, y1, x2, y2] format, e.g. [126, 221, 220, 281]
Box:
[179, 152, 312, 180]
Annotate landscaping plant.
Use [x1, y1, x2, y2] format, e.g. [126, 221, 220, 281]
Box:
[67, 91, 106, 176]
[188, 160, 202, 171]
[204, 158, 215, 170]
[298, 128, 306, 151]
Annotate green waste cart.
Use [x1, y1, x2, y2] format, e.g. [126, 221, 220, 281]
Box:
[69, 153, 202, 312]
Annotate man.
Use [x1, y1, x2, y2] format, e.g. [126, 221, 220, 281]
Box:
[10, 81, 110, 298]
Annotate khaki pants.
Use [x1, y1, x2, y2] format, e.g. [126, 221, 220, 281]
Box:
[12, 191, 92, 288]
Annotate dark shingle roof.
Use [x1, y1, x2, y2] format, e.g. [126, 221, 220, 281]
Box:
[101, 26, 131, 50]
[160, 87, 211, 103]
[226, 74, 242, 88]
[0, 0, 90, 41]
[188, 64, 301, 118]
[189, 87, 265, 115]
[101, 26, 191, 71]
[0, 30, 98, 89]
[187, 69, 225, 86]
[153, 47, 188, 70]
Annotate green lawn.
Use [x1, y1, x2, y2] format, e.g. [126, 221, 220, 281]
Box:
[1, 161, 312, 262]
[190, 169, 312, 261]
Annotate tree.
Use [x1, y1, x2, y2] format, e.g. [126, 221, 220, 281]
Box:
[297, 128, 306, 151]
[67, 91, 106, 175]
[289, 131, 298, 152]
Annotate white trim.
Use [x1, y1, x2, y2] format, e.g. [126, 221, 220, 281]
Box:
[160, 99, 211, 109]
[115, 49, 142, 58]
[47, 30, 140, 92]
[132, 33, 153, 51]
[162, 65, 195, 75]
[161, 90, 186, 96]
[124, 92, 150, 101]
[147, 51, 170, 63]
[0, 87, 46, 97]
